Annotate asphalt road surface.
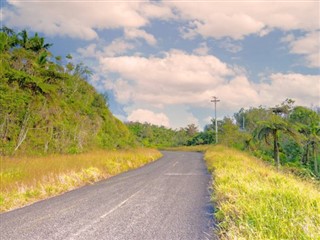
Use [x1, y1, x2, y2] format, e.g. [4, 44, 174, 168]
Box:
[1, 151, 215, 240]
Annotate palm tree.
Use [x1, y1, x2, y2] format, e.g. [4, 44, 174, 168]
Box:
[298, 123, 320, 175]
[289, 106, 320, 175]
[28, 33, 52, 52]
[310, 130, 320, 176]
[18, 30, 52, 52]
[18, 29, 29, 49]
[0, 27, 19, 52]
[255, 115, 296, 169]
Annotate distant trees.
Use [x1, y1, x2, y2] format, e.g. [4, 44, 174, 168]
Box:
[126, 122, 190, 147]
[232, 100, 319, 176]
[126, 100, 319, 177]
[185, 124, 199, 137]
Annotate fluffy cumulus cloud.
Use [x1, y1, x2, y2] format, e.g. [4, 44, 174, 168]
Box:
[213, 73, 320, 112]
[77, 39, 136, 59]
[258, 73, 320, 106]
[288, 31, 320, 68]
[193, 42, 210, 56]
[4, 1, 318, 41]
[2, 1, 172, 40]
[127, 109, 170, 127]
[124, 28, 157, 46]
[169, 1, 319, 40]
[219, 39, 243, 53]
[101, 50, 233, 106]
[101, 50, 319, 123]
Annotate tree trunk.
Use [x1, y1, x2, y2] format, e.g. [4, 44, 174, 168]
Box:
[301, 143, 309, 166]
[305, 145, 309, 166]
[273, 129, 280, 169]
[312, 143, 319, 176]
[0, 114, 8, 141]
[14, 111, 30, 152]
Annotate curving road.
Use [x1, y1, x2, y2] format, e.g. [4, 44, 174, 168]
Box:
[0, 151, 215, 240]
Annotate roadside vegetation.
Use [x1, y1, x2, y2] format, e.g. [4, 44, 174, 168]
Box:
[0, 28, 162, 212]
[0, 148, 161, 212]
[205, 145, 320, 240]
[0, 27, 135, 156]
[128, 99, 320, 179]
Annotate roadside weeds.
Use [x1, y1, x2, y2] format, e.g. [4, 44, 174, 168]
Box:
[0, 148, 162, 212]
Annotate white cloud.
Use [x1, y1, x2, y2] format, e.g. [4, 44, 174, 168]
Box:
[213, 76, 260, 109]
[288, 31, 320, 68]
[127, 109, 170, 127]
[258, 73, 320, 106]
[105, 78, 133, 104]
[168, 2, 319, 40]
[3, 1, 175, 41]
[204, 116, 214, 125]
[124, 28, 157, 46]
[193, 42, 210, 56]
[280, 33, 295, 43]
[99, 50, 319, 122]
[139, 3, 175, 20]
[100, 50, 233, 106]
[208, 73, 320, 112]
[77, 39, 135, 58]
[3, 0, 319, 70]
[186, 114, 200, 127]
[3, 1, 148, 40]
[77, 44, 98, 58]
[219, 39, 242, 53]
[103, 39, 135, 57]
[4, 1, 318, 42]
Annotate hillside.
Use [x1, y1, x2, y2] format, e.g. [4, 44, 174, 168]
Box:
[0, 28, 134, 155]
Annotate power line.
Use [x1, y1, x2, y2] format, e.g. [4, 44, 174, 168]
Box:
[211, 96, 220, 144]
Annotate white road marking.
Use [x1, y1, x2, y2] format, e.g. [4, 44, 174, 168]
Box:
[70, 188, 143, 239]
[165, 173, 202, 176]
[100, 189, 143, 219]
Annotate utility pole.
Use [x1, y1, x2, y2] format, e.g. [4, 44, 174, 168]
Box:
[242, 115, 245, 131]
[211, 96, 220, 144]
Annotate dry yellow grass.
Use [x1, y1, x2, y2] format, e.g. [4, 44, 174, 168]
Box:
[205, 145, 320, 240]
[0, 148, 161, 212]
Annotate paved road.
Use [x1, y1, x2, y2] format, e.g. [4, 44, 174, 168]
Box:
[0, 151, 214, 240]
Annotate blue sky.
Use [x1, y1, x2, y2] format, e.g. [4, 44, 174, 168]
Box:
[1, 0, 319, 129]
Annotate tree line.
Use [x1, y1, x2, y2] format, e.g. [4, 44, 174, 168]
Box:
[127, 100, 320, 178]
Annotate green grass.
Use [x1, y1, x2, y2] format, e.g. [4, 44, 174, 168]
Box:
[0, 148, 161, 212]
[205, 145, 320, 240]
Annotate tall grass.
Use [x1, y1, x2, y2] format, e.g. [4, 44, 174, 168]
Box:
[0, 148, 161, 212]
[205, 145, 320, 240]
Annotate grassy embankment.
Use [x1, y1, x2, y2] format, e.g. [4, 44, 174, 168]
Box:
[0, 148, 161, 212]
[205, 145, 320, 240]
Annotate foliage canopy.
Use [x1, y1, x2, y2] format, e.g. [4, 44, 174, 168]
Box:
[0, 28, 135, 155]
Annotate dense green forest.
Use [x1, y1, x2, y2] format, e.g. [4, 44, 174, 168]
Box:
[126, 122, 204, 147]
[127, 100, 320, 178]
[0, 28, 135, 155]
